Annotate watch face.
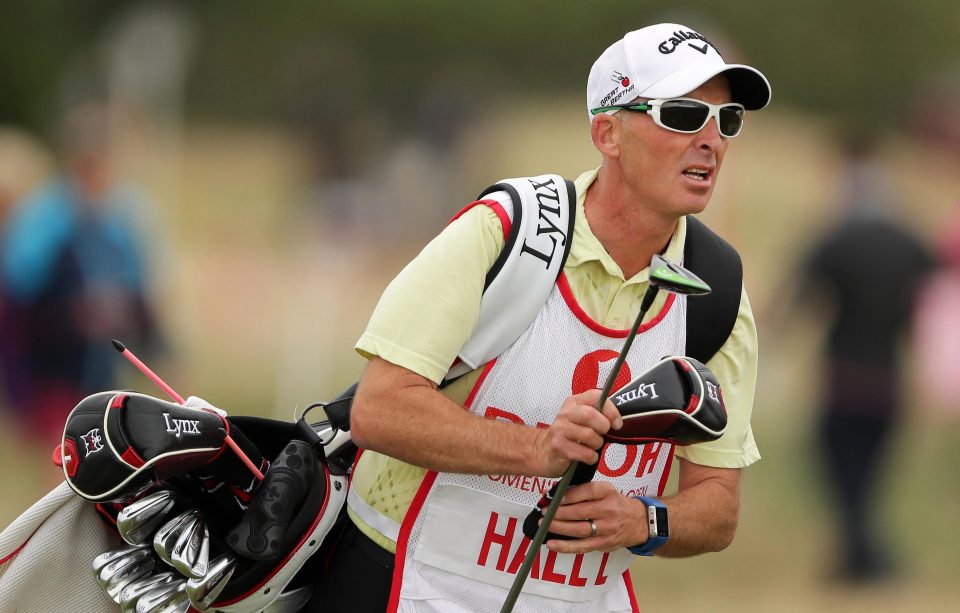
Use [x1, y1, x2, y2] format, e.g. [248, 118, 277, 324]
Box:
[653, 507, 669, 538]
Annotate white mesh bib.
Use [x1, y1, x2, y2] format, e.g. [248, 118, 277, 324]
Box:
[393, 277, 686, 613]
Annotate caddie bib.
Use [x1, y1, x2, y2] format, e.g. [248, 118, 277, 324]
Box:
[389, 273, 686, 613]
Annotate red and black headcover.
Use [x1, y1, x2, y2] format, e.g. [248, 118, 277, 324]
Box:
[604, 355, 727, 445]
[59, 391, 231, 502]
[522, 356, 727, 541]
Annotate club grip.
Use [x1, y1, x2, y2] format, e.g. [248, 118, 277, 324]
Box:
[521, 459, 599, 541]
[227, 440, 316, 560]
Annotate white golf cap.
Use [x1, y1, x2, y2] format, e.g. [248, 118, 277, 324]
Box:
[587, 23, 771, 119]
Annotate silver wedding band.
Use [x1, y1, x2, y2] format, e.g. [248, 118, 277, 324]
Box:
[588, 519, 597, 538]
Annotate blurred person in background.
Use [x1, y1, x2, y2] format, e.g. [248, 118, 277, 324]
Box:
[798, 134, 935, 584]
[0, 102, 162, 446]
[326, 23, 770, 612]
[913, 204, 960, 415]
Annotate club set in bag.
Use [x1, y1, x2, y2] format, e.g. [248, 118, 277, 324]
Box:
[500, 254, 711, 612]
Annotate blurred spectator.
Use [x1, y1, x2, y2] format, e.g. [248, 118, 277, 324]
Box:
[0, 103, 161, 445]
[798, 135, 935, 584]
[913, 206, 960, 414]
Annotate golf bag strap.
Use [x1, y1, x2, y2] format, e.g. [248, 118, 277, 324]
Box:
[443, 175, 576, 383]
[683, 215, 743, 364]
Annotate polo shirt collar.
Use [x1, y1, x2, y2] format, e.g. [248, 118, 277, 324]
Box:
[568, 168, 688, 283]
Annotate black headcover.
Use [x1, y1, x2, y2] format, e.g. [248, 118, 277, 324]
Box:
[522, 356, 727, 542]
[604, 355, 727, 445]
[59, 391, 230, 502]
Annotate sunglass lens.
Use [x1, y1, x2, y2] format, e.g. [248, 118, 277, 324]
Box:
[659, 100, 709, 132]
[718, 106, 744, 137]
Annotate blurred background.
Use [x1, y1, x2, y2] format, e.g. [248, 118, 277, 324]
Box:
[1, 1, 959, 610]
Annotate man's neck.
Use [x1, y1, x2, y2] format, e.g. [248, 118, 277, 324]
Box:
[584, 166, 679, 279]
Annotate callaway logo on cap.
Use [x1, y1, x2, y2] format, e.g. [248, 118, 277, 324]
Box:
[586, 23, 771, 119]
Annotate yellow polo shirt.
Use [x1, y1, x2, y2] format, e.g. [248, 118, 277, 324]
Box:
[353, 168, 760, 551]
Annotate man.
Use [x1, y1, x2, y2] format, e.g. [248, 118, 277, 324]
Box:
[320, 23, 771, 612]
[800, 136, 934, 582]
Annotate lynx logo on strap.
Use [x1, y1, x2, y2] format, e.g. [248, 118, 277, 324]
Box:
[163, 413, 201, 437]
[613, 383, 658, 406]
[81, 428, 104, 455]
[519, 178, 569, 268]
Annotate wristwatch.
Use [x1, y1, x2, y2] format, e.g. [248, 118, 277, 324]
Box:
[628, 496, 668, 556]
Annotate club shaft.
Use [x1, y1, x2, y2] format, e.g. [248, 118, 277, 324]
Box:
[118, 347, 186, 405]
[225, 434, 265, 480]
[500, 285, 658, 613]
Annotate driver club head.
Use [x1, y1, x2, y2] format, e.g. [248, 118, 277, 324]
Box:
[153, 510, 199, 567]
[119, 571, 179, 613]
[117, 489, 177, 545]
[186, 552, 237, 610]
[649, 254, 711, 296]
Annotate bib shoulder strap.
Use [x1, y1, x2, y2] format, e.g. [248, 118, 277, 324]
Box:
[444, 174, 576, 381]
[683, 215, 743, 364]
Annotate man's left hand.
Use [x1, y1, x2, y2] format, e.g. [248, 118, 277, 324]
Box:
[542, 481, 645, 553]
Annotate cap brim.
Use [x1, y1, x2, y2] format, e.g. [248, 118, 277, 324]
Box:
[637, 63, 771, 110]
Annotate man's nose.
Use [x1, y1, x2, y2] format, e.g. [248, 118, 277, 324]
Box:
[696, 117, 724, 151]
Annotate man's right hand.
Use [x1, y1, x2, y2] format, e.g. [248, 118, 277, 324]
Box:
[533, 389, 623, 477]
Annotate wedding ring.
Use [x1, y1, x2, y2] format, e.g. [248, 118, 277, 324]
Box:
[588, 519, 597, 538]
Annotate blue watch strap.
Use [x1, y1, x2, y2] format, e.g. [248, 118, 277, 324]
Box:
[628, 496, 668, 556]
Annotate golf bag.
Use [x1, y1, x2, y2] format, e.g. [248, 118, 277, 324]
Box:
[49, 387, 357, 612]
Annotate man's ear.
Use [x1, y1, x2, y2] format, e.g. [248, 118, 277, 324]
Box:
[591, 114, 621, 158]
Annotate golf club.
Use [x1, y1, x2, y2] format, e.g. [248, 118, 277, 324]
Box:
[120, 572, 179, 613]
[186, 552, 237, 610]
[93, 543, 150, 577]
[153, 510, 199, 567]
[170, 517, 207, 578]
[501, 254, 711, 612]
[117, 489, 177, 545]
[97, 546, 155, 600]
[134, 580, 187, 613]
[103, 551, 157, 603]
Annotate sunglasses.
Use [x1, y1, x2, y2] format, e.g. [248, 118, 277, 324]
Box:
[590, 98, 746, 137]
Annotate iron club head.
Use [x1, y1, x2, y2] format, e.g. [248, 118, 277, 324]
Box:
[170, 516, 206, 578]
[119, 571, 179, 613]
[153, 510, 199, 567]
[117, 489, 177, 545]
[93, 543, 151, 577]
[186, 552, 237, 610]
[134, 580, 186, 613]
[103, 552, 156, 603]
[97, 546, 155, 601]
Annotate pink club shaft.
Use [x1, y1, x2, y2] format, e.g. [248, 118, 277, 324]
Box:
[111, 340, 264, 481]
